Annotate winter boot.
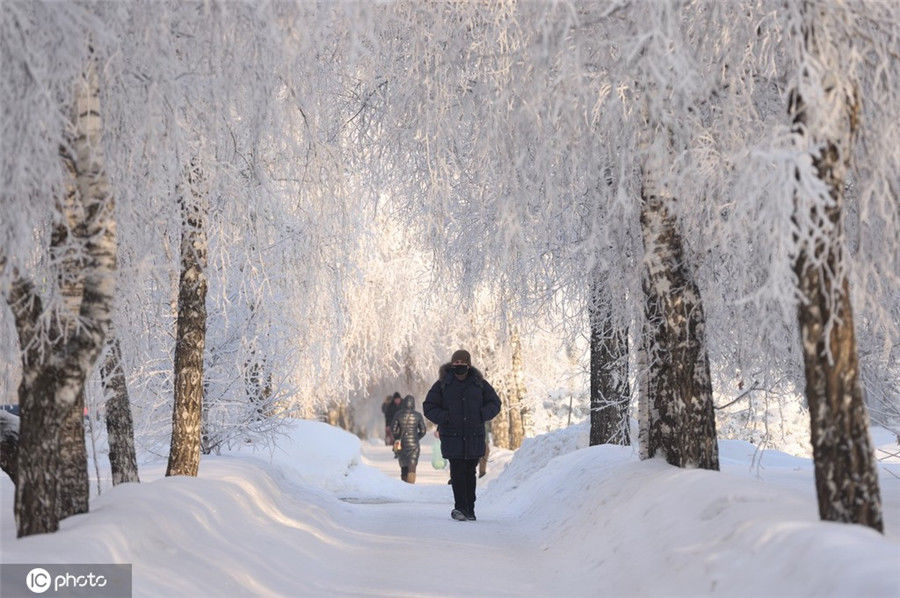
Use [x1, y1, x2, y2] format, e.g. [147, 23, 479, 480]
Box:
[451, 509, 468, 521]
[466, 511, 476, 521]
[406, 472, 416, 484]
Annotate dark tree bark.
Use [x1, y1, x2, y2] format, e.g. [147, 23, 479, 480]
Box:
[639, 187, 718, 471]
[56, 389, 89, 519]
[167, 159, 208, 478]
[3, 266, 61, 535]
[789, 2, 883, 533]
[100, 334, 140, 485]
[0, 411, 18, 484]
[589, 276, 631, 446]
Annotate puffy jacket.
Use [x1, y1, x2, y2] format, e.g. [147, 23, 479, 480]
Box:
[390, 396, 427, 467]
[423, 364, 501, 459]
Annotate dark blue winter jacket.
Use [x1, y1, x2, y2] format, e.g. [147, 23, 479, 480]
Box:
[423, 364, 501, 460]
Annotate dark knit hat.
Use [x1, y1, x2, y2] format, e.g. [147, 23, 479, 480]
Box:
[450, 349, 471, 364]
[392, 391, 402, 399]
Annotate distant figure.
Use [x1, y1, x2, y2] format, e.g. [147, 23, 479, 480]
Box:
[424, 349, 501, 521]
[390, 395, 427, 483]
[382, 392, 403, 445]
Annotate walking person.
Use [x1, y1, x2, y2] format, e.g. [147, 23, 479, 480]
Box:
[382, 392, 403, 446]
[390, 395, 427, 483]
[424, 349, 501, 521]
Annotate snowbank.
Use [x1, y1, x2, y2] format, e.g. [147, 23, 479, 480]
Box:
[481, 425, 900, 597]
[482, 419, 592, 499]
[1, 458, 375, 596]
[225, 419, 450, 504]
[225, 419, 362, 491]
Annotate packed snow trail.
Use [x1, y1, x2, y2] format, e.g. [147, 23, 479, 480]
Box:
[2, 420, 898, 597]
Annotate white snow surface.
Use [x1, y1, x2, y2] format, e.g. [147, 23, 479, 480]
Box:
[2, 419, 899, 597]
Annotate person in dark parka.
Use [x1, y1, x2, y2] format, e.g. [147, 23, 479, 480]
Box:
[390, 395, 427, 483]
[382, 392, 403, 446]
[423, 349, 501, 521]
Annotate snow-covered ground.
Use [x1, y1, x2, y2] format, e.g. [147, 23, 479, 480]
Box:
[2, 420, 898, 597]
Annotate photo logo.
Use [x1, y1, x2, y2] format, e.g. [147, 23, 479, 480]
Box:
[2, 563, 130, 597]
[25, 568, 51, 594]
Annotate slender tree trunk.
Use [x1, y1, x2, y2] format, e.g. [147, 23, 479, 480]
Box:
[201, 377, 213, 455]
[507, 331, 526, 449]
[9, 51, 117, 537]
[639, 184, 718, 470]
[100, 334, 140, 485]
[636, 315, 651, 460]
[589, 276, 631, 446]
[482, 346, 511, 450]
[167, 159, 208, 477]
[789, 2, 882, 532]
[491, 389, 511, 450]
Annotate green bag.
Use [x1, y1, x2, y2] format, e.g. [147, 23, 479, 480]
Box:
[431, 439, 446, 469]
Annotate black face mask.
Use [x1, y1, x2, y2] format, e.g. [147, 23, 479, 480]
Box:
[452, 364, 469, 376]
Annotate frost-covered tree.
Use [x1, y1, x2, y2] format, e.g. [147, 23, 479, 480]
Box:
[1, 5, 117, 534]
[166, 158, 208, 478]
[786, 0, 884, 532]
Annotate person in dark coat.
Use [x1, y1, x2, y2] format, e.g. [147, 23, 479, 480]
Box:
[390, 395, 427, 483]
[423, 349, 501, 521]
[382, 392, 403, 445]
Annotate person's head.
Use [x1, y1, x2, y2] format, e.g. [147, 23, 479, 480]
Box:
[392, 391, 402, 404]
[403, 395, 415, 409]
[450, 349, 471, 379]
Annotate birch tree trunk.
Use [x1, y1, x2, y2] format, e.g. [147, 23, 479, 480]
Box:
[166, 159, 208, 477]
[57, 389, 89, 519]
[507, 330, 527, 449]
[789, 1, 883, 532]
[482, 346, 511, 449]
[636, 316, 651, 460]
[639, 180, 718, 470]
[52, 168, 89, 520]
[490, 385, 511, 450]
[100, 333, 140, 485]
[8, 50, 117, 537]
[589, 275, 631, 446]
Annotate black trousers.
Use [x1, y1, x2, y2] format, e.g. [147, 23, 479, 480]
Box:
[449, 458, 479, 515]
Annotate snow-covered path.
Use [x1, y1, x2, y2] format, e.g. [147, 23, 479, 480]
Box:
[328, 441, 540, 596]
[2, 420, 899, 597]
